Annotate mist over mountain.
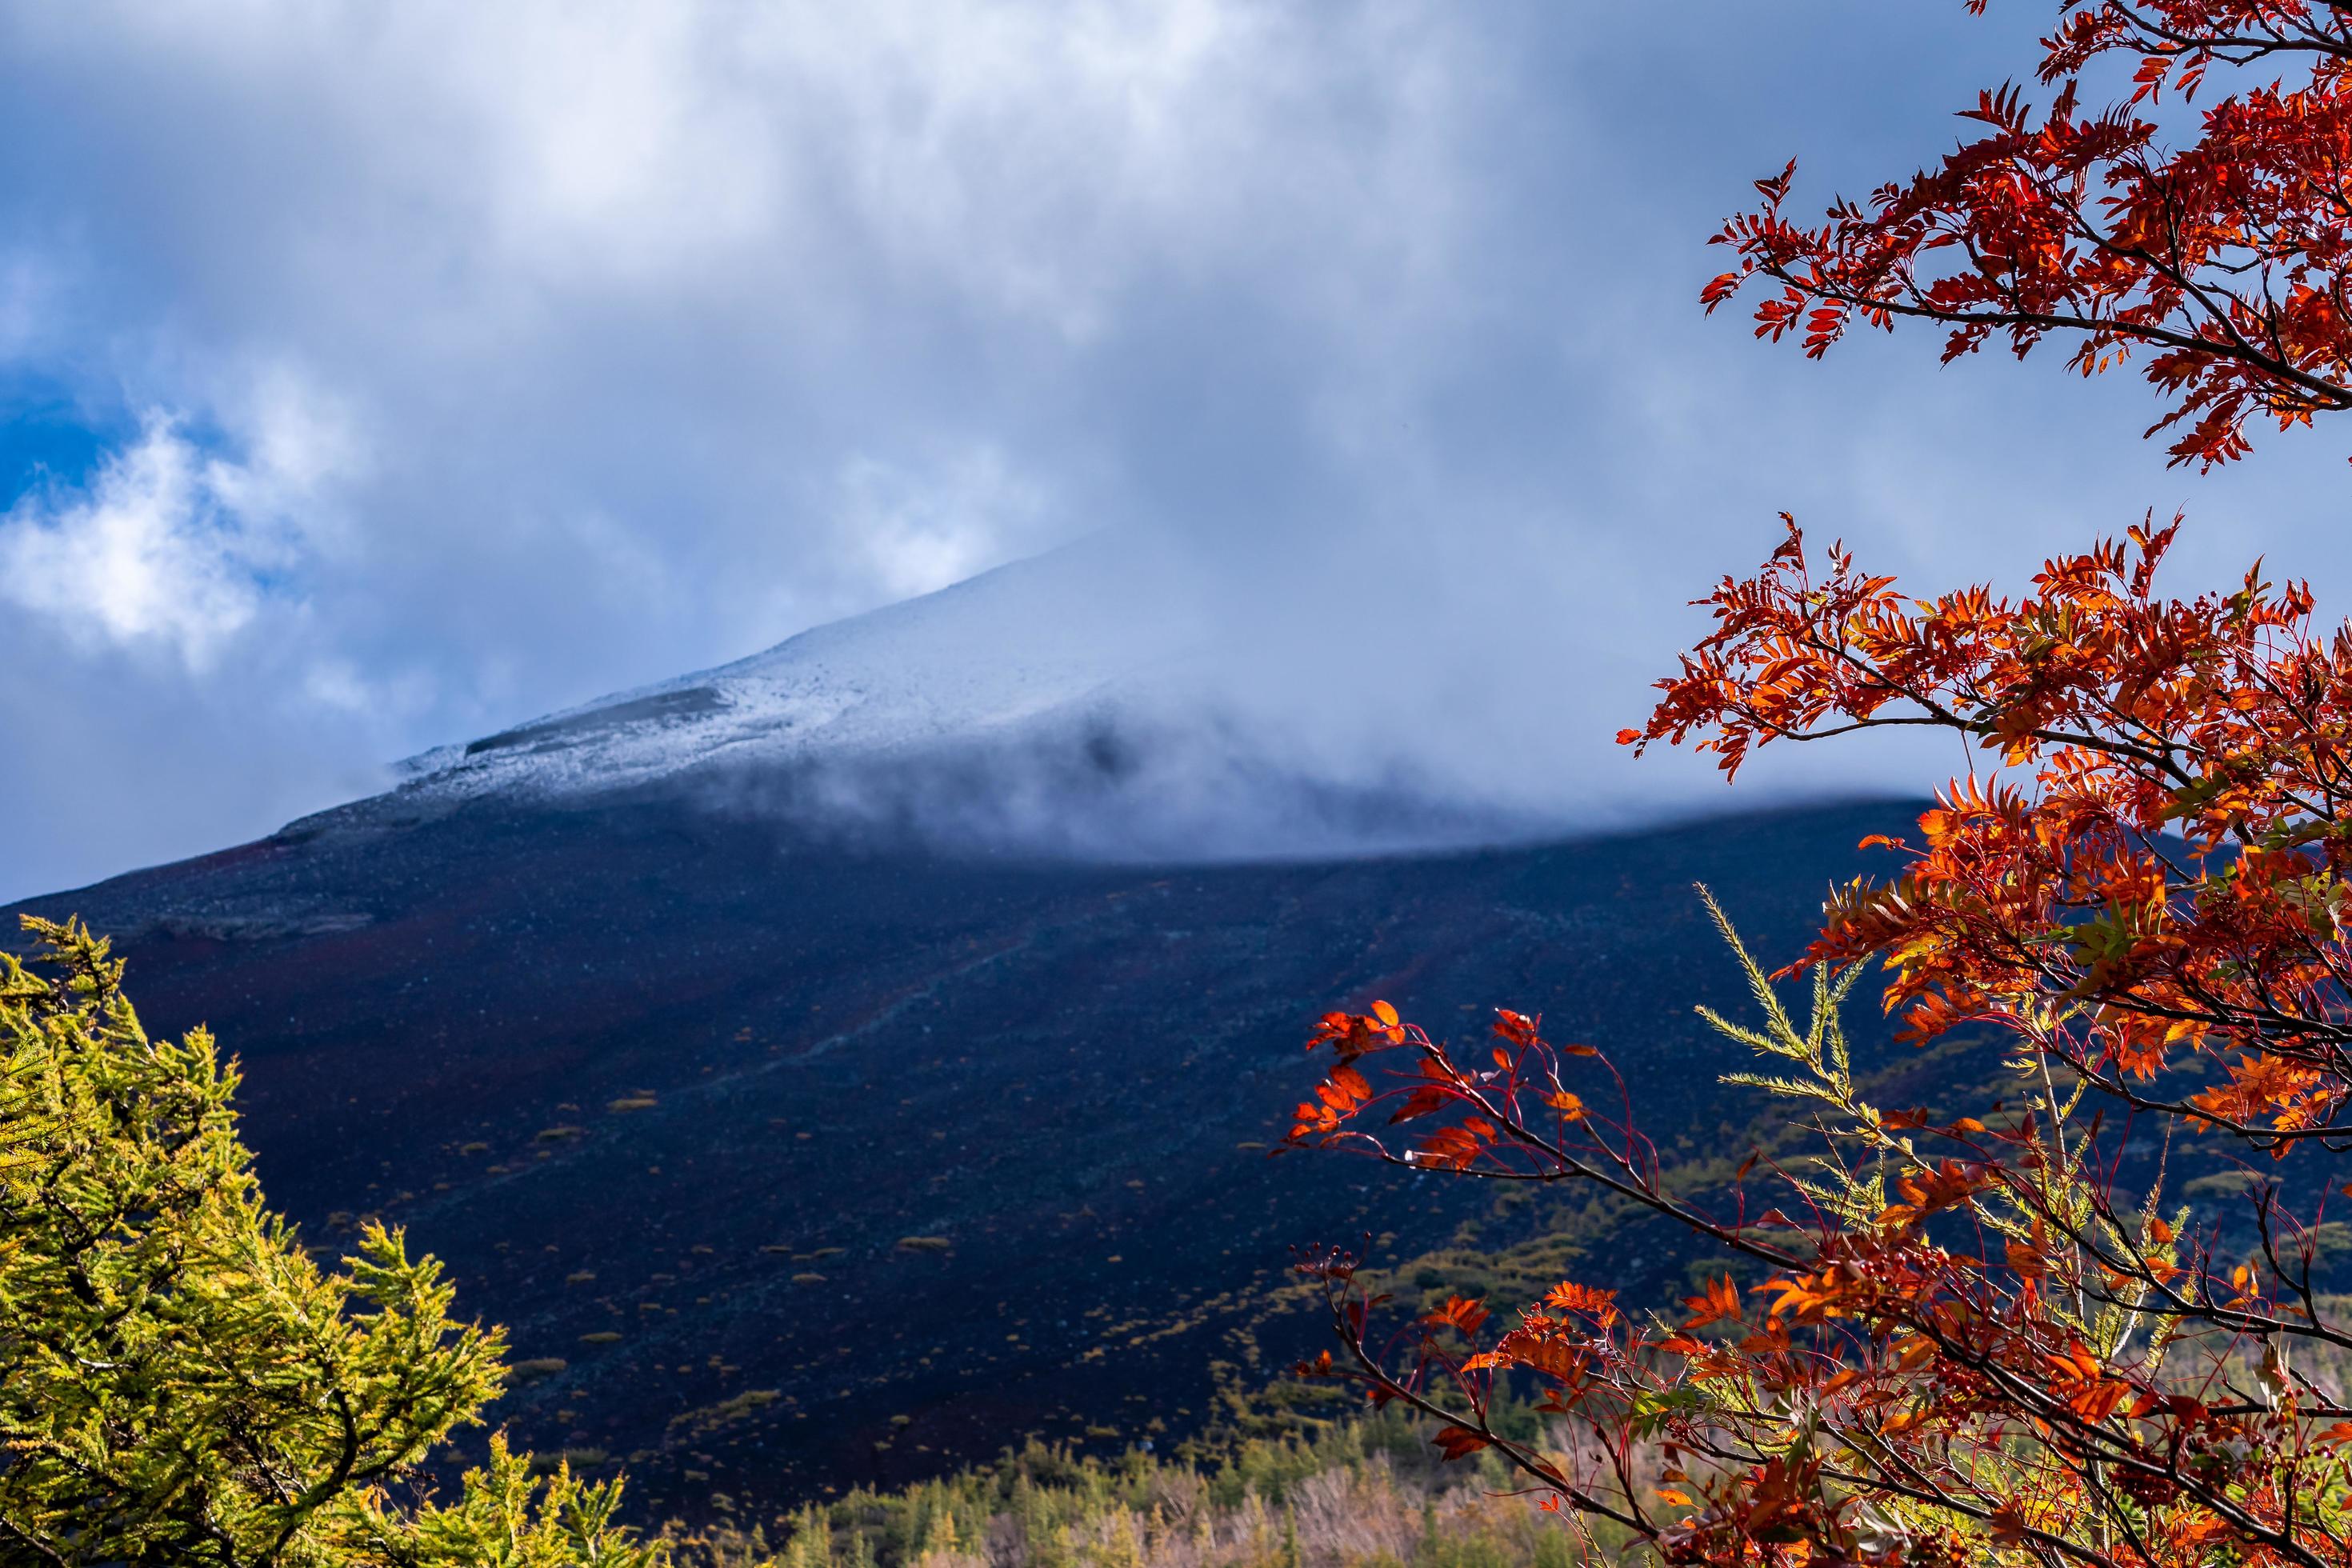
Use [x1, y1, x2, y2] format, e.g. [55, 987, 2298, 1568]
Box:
[385, 535, 1544, 860]
[343, 533, 1894, 869]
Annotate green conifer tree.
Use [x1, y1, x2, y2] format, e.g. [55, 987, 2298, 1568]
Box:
[0, 917, 666, 1566]
[915, 1504, 959, 1565]
[784, 1505, 833, 1568]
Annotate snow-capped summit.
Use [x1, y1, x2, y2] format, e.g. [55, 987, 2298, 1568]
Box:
[398, 533, 1210, 803]
[382, 532, 1542, 861]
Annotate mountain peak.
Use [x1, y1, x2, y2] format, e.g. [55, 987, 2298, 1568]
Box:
[397, 534, 1207, 804]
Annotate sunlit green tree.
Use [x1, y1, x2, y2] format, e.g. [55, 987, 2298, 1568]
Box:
[0, 914, 666, 1566]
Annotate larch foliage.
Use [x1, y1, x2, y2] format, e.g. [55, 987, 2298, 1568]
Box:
[0, 914, 667, 1566]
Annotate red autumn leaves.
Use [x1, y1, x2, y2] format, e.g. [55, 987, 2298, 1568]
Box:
[1626, 512, 2352, 1150]
[1706, 1, 2352, 469]
[1271, 6, 2352, 1563]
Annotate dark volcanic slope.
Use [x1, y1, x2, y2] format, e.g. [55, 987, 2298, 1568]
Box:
[7, 792, 1914, 1514]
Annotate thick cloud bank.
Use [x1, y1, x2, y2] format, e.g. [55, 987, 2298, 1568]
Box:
[0, 2, 2342, 897]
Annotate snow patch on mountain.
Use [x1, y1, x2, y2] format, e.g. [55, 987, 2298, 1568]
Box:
[397, 534, 1213, 802]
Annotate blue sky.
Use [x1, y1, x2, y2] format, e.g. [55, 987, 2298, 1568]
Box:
[2, 2, 2343, 899]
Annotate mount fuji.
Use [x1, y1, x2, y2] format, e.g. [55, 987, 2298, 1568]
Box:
[7, 539, 1918, 1522]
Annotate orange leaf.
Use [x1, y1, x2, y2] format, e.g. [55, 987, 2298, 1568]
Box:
[1431, 1427, 1491, 1462]
[1387, 1086, 1452, 1125]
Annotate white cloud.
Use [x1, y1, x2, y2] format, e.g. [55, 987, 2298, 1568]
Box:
[0, 0, 2340, 897]
[2, 418, 264, 668]
[0, 0, 1488, 687]
[836, 448, 1050, 602]
[0, 371, 358, 671]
